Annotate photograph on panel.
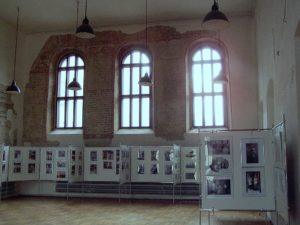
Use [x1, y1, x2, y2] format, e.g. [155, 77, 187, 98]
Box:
[137, 149, 144, 160]
[241, 138, 264, 167]
[103, 150, 114, 160]
[29, 150, 36, 160]
[151, 150, 159, 161]
[165, 164, 172, 175]
[90, 151, 97, 161]
[103, 161, 113, 169]
[14, 150, 21, 160]
[185, 172, 196, 180]
[78, 165, 82, 175]
[164, 150, 171, 161]
[150, 164, 159, 174]
[206, 176, 232, 197]
[46, 151, 53, 161]
[71, 165, 76, 176]
[137, 164, 145, 174]
[71, 151, 76, 161]
[28, 163, 36, 174]
[90, 164, 97, 174]
[57, 161, 66, 168]
[243, 168, 265, 196]
[57, 171, 66, 179]
[13, 162, 21, 173]
[58, 150, 66, 159]
[2, 164, 6, 173]
[46, 163, 52, 174]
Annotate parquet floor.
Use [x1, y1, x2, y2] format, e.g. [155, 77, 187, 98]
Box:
[0, 197, 270, 225]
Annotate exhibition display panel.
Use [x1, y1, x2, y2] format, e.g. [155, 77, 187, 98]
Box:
[1, 145, 9, 182]
[181, 147, 200, 183]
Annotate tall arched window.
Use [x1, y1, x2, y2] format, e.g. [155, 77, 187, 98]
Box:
[55, 54, 84, 129]
[119, 49, 152, 128]
[189, 44, 228, 129]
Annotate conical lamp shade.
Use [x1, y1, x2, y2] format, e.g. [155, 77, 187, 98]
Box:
[202, 1, 230, 30]
[67, 77, 82, 91]
[75, 17, 95, 38]
[6, 80, 21, 94]
[139, 73, 153, 86]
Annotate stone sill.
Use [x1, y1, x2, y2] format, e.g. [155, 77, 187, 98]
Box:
[49, 129, 83, 135]
[115, 129, 154, 135]
[187, 127, 228, 134]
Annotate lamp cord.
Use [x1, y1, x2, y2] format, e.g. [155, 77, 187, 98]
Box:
[76, 0, 79, 27]
[13, 7, 20, 80]
[145, 0, 148, 49]
[85, 0, 87, 18]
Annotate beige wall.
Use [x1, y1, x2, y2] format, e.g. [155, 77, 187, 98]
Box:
[256, 0, 300, 224]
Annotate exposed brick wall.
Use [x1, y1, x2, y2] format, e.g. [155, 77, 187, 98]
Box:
[23, 26, 215, 145]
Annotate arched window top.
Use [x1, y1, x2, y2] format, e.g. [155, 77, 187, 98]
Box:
[58, 54, 84, 68]
[121, 49, 150, 65]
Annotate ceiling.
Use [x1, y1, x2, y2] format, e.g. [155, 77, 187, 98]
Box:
[0, 0, 255, 34]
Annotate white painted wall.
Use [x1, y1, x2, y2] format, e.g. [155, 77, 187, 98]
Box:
[255, 0, 300, 224]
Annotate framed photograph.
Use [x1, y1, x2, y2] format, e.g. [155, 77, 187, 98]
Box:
[185, 150, 196, 158]
[206, 176, 232, 197]
[71, 165, 76, 176]
[2, 151, 6, 161]
[242, 168, 265, 196]
[103, 161, 113, 169]
[13, 162, 21, 173]
[14, 150, 21, 160]
[78, 165, 82, 176]
[185, 172, 196, 180]
[102, 150, 114, 160]
[207, 139, 231, 155]
[150, 164, 159, 174]
[46, 151, 53, 161]
[2, 164, 6, 173]
[71, 151, 76, 161]
[57, 161, 66, 168]
[90, 151, 97, 161]
[29, 150, 36, 160]
[206, 155, 232, 175]
[58, 150, 66, 159]
[28, 163, 36, 173]
[137, 164, 144, 174]
[164, 151, 171, 161]
[151, 150, 159, 161]
[185, 162, 196, 169]
[56, 171, 66, 179]
[46, 163, 52, 174]
[165, 164, 172, 175]
[90, 164, 97, 174]
[241, 138, 264, 167]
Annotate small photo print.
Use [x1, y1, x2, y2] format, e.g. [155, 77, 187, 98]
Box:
[241, 139, 264, 166]
[78, 165, 82, 176]
[46, 163, 52, 174]
[185, 162, 196, 169]
[71, 165, 76, 176]
[164, 151, 171, 161]
[165, 165, 172, 175]
[58, 150, 66, 158]
[102, 150, 114, 160]
[243, 168, 264, 196]
[71, 151, 76, 161]
[29, 150, 36, 160]
[90, 164, 97, 174]
[185, 150, 196, 158]
[206, 176, 232, 196]
[57, 161, 66, 168]
[46, 151, 53, 161]
[103, 161, 113, 169]
[151, 150, 159, 161]
[14, 150, 21, 160]
[90, 151, 97, 161]
[28, 163, 36, 174]
[137, 164, 145, 174]
[207, 139, 230, 155]
[150, 164, 159, 174]
[2, 164, 6, 173]
[13, 163, 21, 173]
[2, 151, 6, 161]
[137, 150, 144, 160]
[206, 156, 232, 175]
[185, 172, 196, 180]
[57, 171, 66, 179]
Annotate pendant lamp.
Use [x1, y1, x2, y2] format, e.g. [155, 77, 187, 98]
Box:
[75, 0, 95, 38]
[6, 7, 21, 94]
[68, 1, 82, 91]
[202, 0, 230, 30]
[213, 73, 228, 83]
[138, 0, 153, 86]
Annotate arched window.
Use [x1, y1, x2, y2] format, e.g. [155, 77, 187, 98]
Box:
[119, 49, 152, 128]
[189, 44, 228, 129]
[55, 54, 84, 129]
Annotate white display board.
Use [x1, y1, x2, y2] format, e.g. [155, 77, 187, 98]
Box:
[201, 130, 275, 211]
[84, 147, 126, 182]
[130, 146, 180, 183]
[40, 147, 69, 181]
[8, 147, 40, 181]
[119, 147, 131, 184]
[1, 145, 9, 182]
[273, 122, 289, 223]
[68, 146, 84, 183]
[181, 147, 200, 183]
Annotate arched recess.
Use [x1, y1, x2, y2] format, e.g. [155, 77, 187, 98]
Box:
[266, 79, 274, 128]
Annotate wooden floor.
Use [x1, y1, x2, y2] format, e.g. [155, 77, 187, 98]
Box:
[0, 197, 270, 225]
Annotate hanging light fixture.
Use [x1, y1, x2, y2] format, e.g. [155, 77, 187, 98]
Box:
[139, 0, 153, 86]
[6, 7, 21, 94]
[68, 1, 82, 91]
[202, 0, 230, 30]
[75, 0, 95, 38]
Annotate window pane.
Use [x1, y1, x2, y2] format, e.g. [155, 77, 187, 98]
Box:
[122, 68, 130, 95]
[141, 97, 150, 127]
[131, 98, 140, 127]
[67, 70, 75, 97]
[121, 98, 130, 127]
[193, 51, 202, 61]
[69, 55, 76, 67]
[58, 71, 66, 97]
[75, 99, 83, 127]
[132, 67, 140, 95]
[132, 51, 140, 63]
[60, 58, 67, 68]
[213, 63, 222, 78]
[77, 57, 84, 66]
[193, 96, 203, 126]
[215, 95, 224, 126]
[204, 96, 213, 126]
[203, 64, 212, 93]
[77, 69, 84, 96]
[212, 50, 221, 60]
[141, 53, 149, 64]
[141, 66, 150, 94]
[123, 55, 130, 64]
[202, 48, 211, 60]
[57, 100, 65, 128]
[192, 64, 202, 93]
[66, 100, 74, 128]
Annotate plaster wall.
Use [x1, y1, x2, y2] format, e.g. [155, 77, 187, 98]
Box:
[255, 0, 300, 224]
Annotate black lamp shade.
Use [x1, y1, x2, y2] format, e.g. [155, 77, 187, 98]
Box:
[139, 73, 153, 86]
[67, 77, 82, 91]
[202, 1, 230, 30]
[6, 80, 21, 94]
[75, 17, 95, 39]
[213, 73, 228, 83]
